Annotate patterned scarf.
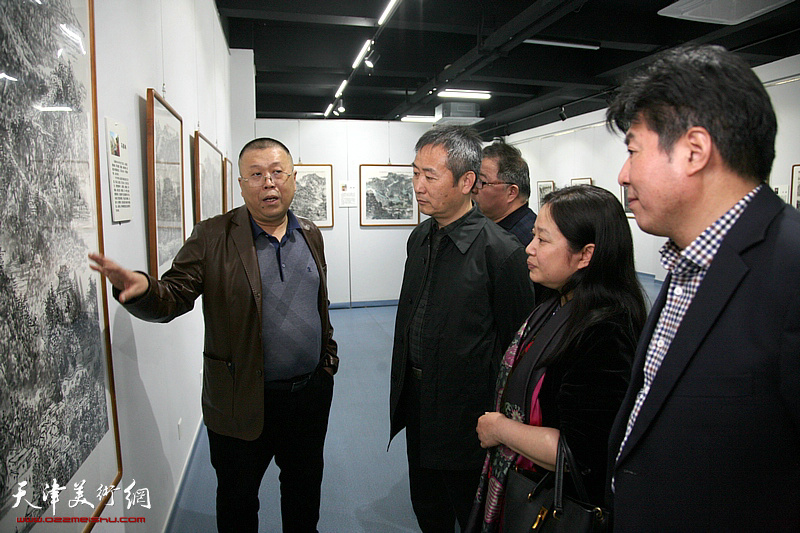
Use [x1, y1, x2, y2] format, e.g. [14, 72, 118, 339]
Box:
[467, 297, 563, 533]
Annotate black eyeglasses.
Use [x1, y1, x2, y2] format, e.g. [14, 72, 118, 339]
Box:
[474, 178, 512, 190]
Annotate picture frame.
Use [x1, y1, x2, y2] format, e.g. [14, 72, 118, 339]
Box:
[0, 0, 123, 529]
[224, 157, 235, 212]
[536, 180, 556, 211]
[193, 131, 224, 224]
[621, 185, 635, 218]
[791, 164, 800, 210]
[359, 164, 418, 226]
[146, 88, 185, 278]
[571, 177, 593, 186]
[293, 164, 334, 228]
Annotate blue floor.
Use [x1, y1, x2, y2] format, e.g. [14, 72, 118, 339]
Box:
[165, 275, 663, 532]
[165, 305, 419, 533]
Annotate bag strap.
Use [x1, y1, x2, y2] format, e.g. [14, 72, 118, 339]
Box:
[553, 435, 591, 514]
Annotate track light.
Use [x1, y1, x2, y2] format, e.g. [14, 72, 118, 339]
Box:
[559, 106, 567, 121]
[352, 39, 372, 69]
[364, 50, 380, 69]
[332, 99, 345, 116]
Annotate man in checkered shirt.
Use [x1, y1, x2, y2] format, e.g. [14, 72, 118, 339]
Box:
[605, 45, 800, 532]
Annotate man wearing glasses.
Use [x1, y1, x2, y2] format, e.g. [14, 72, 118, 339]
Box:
[472, 141, 536, 246]
[90, 138, 337, 532]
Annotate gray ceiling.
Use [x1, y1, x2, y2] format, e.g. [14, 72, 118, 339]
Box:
[215, 0, 800, 140]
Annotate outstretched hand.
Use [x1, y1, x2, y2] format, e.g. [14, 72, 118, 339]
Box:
[88, 252, 149, 303]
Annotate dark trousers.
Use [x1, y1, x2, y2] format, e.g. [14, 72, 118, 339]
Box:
[207, 366, 334, 533]
[404, 372, 483, 532]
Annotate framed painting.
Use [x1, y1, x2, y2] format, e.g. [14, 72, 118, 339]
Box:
[193, 131, 224, 224]
[571, 177, 593, 186]
[621, 185, 635, 218]
[536, 180, 555, 211]
[359, 165, 418, 226]
[224, 157, 235, 212]
[0, 0, 123, 530]
[791, 165, 800, 210]
[293, 164, 334, 228]
[146, 88, 185, 278]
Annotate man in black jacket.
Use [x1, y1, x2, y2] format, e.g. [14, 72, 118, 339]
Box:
[389, 125, 534, 532]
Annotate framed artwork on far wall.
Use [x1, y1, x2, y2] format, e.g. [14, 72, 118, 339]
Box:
[224, 157, 235, 211]
[360, 164, 418, 226]
[0, 0, 123, 529]
[571, 177, 593, 186]
[193, 131, 224, 224]
[293, 164, 334, 228]
[536, 180, 556, 211]
[146, 88, 185, 278]
[621, 185, 635, 218]
[791, 164, 800, 210]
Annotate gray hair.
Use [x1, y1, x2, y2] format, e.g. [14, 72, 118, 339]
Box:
[415, 125, 482, 185]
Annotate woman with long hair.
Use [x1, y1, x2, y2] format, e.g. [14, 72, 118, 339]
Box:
[469, 185, 647, 531]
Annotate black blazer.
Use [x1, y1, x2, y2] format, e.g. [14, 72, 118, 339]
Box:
[608, 187, 800, 532]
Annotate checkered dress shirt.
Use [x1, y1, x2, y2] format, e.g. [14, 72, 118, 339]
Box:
[615, 185, 762, 466]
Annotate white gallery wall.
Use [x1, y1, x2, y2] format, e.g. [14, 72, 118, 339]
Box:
[91, 0, 232, 530]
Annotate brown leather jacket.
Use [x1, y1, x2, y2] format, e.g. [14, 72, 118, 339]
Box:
[119, 206, 337, 440]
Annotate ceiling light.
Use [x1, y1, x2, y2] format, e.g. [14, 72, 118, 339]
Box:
[352, 39, 372, 69]
[558, 106, 567, 121]
[335, 79, 348, 98]
[658, 0, 794, 25]
[364, 50, 380, 69]
[0, 72, 18, 82]
[523, 39, 600, 51]
[438, 89, 492, 100]
[324, 103, 334, 118]
[401, 115, 438, 123]
[332, 99, 345, 116]
[378, 0, 399, 26]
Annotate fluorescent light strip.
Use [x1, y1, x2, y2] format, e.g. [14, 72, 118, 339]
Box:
[438, 89, 491, 100]
[335, 80, 348, 98]
[523, 39, 599, 51]
[378, 0, 399, 26]
[324, 103, 334, 118]
[352, 40, 372, 69]
[401, 115, 437, 123]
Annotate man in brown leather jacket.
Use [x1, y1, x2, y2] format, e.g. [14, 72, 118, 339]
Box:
[90, 138, 337, 533]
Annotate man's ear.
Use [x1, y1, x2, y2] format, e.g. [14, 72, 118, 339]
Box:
[460, 171, 477, 194]
[684, 126, 713, 176]
[577, 243, 595, 269]
[506, 184, 520, 202]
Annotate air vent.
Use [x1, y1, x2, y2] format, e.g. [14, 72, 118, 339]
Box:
[658, 0, 795, 25]
[435, 102, 482, 125]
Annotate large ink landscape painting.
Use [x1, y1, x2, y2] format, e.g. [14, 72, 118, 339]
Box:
[0, 0, 119, 528]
